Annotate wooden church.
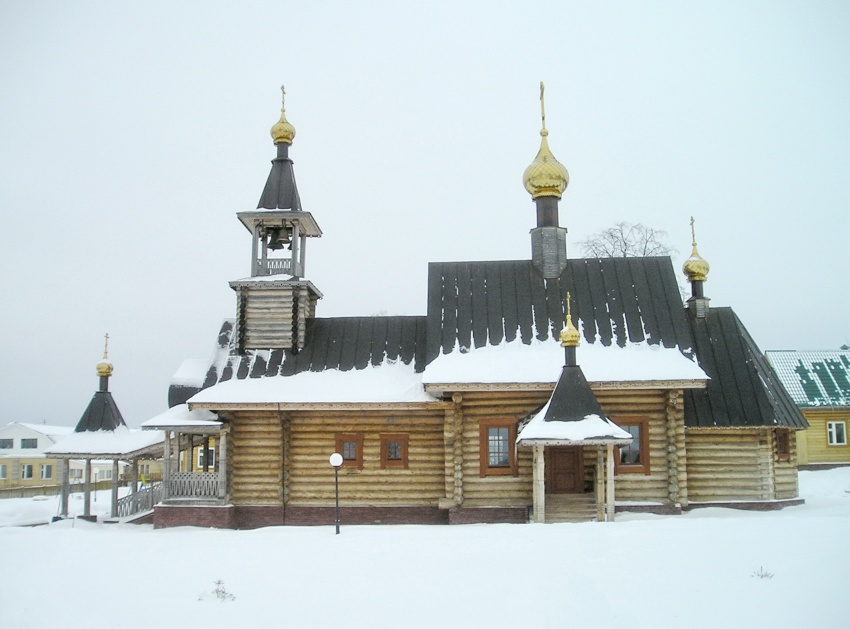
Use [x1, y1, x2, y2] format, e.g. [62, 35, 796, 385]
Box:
[149, 86, 807, 528]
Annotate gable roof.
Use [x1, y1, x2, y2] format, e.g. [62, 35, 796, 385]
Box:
[765, 350, 850, 408]
[176, 316, 429, 406]
[684, 308, 808, 429]
[425, 257, 694, 362]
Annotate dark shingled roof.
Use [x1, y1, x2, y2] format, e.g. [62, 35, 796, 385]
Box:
[545, 365, 607, 423]
[426, 257, 694, 362]
[684, 307, 808, 429]
[74, 391, 127, 432]
[257, 144, 301, 211]
[169, 316, 427, 403]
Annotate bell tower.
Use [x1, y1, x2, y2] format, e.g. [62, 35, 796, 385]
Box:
[230, 87, 323, 353]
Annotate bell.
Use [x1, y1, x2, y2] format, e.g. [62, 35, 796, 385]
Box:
[266, 227, 291, 250]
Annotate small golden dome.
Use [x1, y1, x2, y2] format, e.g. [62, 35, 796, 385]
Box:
[523, 82, 568, 199]
[96, 332, 113, 377]
[682, 217, 710, 282]
[270, 85, 296, 145]
[523, 130, 570, 199]
[560, 293, 581, 347]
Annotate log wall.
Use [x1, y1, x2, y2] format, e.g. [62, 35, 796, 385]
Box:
[458, 391, 546, 507]
[686, 429, 773, 502]
[286, 409, 445, 506]
[229, 412, 284, 505]
[772, 429, 799, 500]
[594, 388, 683, 504]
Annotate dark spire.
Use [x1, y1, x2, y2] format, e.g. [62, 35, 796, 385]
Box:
[75, 335, 127, 432]
[258, 85, 302, 211]
[544, 364, 606, 423]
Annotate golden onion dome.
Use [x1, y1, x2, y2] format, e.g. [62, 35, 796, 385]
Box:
[270, 85, 296, 145]
[96, 332, 113, 377]
[682, 217, 710, 282]
[559, 293, 581, 347]
[523, 129, 569, 199]
[523, 82, 569, 199]
[96, 359, 114, 377]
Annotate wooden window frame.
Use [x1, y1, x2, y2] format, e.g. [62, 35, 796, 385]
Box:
[380, 434, 409, 470]
[775, 429, 791, 462]
[335, 433, 364, 469]
[479, 419, 518, 477]
[827, 421, 847, 446]
[197, 447, 216, 469]
[612, 417, 651, 475]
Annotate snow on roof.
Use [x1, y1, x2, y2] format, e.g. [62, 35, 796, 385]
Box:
[171, 359, 210, 388]
[423, 336, 708, 385]
[141, 404, 221, 429]
[44, 426, 164, 457]
[517, 397, 633, 444]
[189, 360, 437, 405]
[765, 350, 850, 407]
[10, 423, 75, 438]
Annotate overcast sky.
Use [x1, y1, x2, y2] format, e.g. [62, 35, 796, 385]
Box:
[1, 1, 848, 427]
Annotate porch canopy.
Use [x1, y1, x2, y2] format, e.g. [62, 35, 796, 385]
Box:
[517, 364, 632, 523]
[45, 427, 164, 519]
[141, 404, 226, 504]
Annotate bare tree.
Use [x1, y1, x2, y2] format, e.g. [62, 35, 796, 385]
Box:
[577, 222, 676, 258]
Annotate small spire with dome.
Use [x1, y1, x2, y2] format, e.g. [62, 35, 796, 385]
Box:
[683, 217, 711, 318]
[560, 293, 581, 367]
[682, 216, 710, 283]
[270, 85, 296, 145]
[96, 332, 113, 378]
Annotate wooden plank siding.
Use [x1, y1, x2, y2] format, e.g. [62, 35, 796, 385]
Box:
[799, 409, 850, 464]
[285, 410, 445, 506]
[686, 429, 774, 501]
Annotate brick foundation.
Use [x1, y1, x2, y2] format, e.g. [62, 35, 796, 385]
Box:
[448, 506, 529, 524]
[684, 498, 804, 512]
[234, 506, 285, 529]
[153, 504, 235, 529]
[284, 506, 448, 526]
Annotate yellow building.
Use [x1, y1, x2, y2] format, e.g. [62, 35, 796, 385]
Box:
[766, 350, 850, 466]
[0, 423, 74, 491]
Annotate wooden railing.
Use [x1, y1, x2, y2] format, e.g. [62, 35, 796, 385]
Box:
[167, 472, 221, 499]
[256, 258, 302, 277]
[115, 483, 163, 517]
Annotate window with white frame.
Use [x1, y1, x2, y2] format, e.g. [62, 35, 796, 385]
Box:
[20, 438, 37, 449]
[197, 447, 215, 469]
[70, 469, 83, 480]
[21, 464, 34, 479]
[139, 463, 151, 476]
[40, 464, 53, 480]
[0, 464, 7, 479]
[0, 439, 12, 449]
[98, 469, 113, 480]
[827, 421, 847, 446]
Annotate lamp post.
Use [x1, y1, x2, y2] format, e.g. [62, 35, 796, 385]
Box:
[329, 452, 343, 534]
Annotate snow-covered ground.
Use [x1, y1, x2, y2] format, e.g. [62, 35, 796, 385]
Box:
[1, 469, 848, 628]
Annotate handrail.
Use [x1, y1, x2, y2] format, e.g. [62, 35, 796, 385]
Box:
[115, 483, 163, 518]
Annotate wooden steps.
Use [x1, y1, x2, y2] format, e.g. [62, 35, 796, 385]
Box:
[545, 493, 598, 523]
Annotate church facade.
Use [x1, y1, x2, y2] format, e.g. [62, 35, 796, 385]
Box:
[149, 87, 806, 529]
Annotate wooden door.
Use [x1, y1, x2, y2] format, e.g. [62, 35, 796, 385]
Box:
[545, 447, 584, 493]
